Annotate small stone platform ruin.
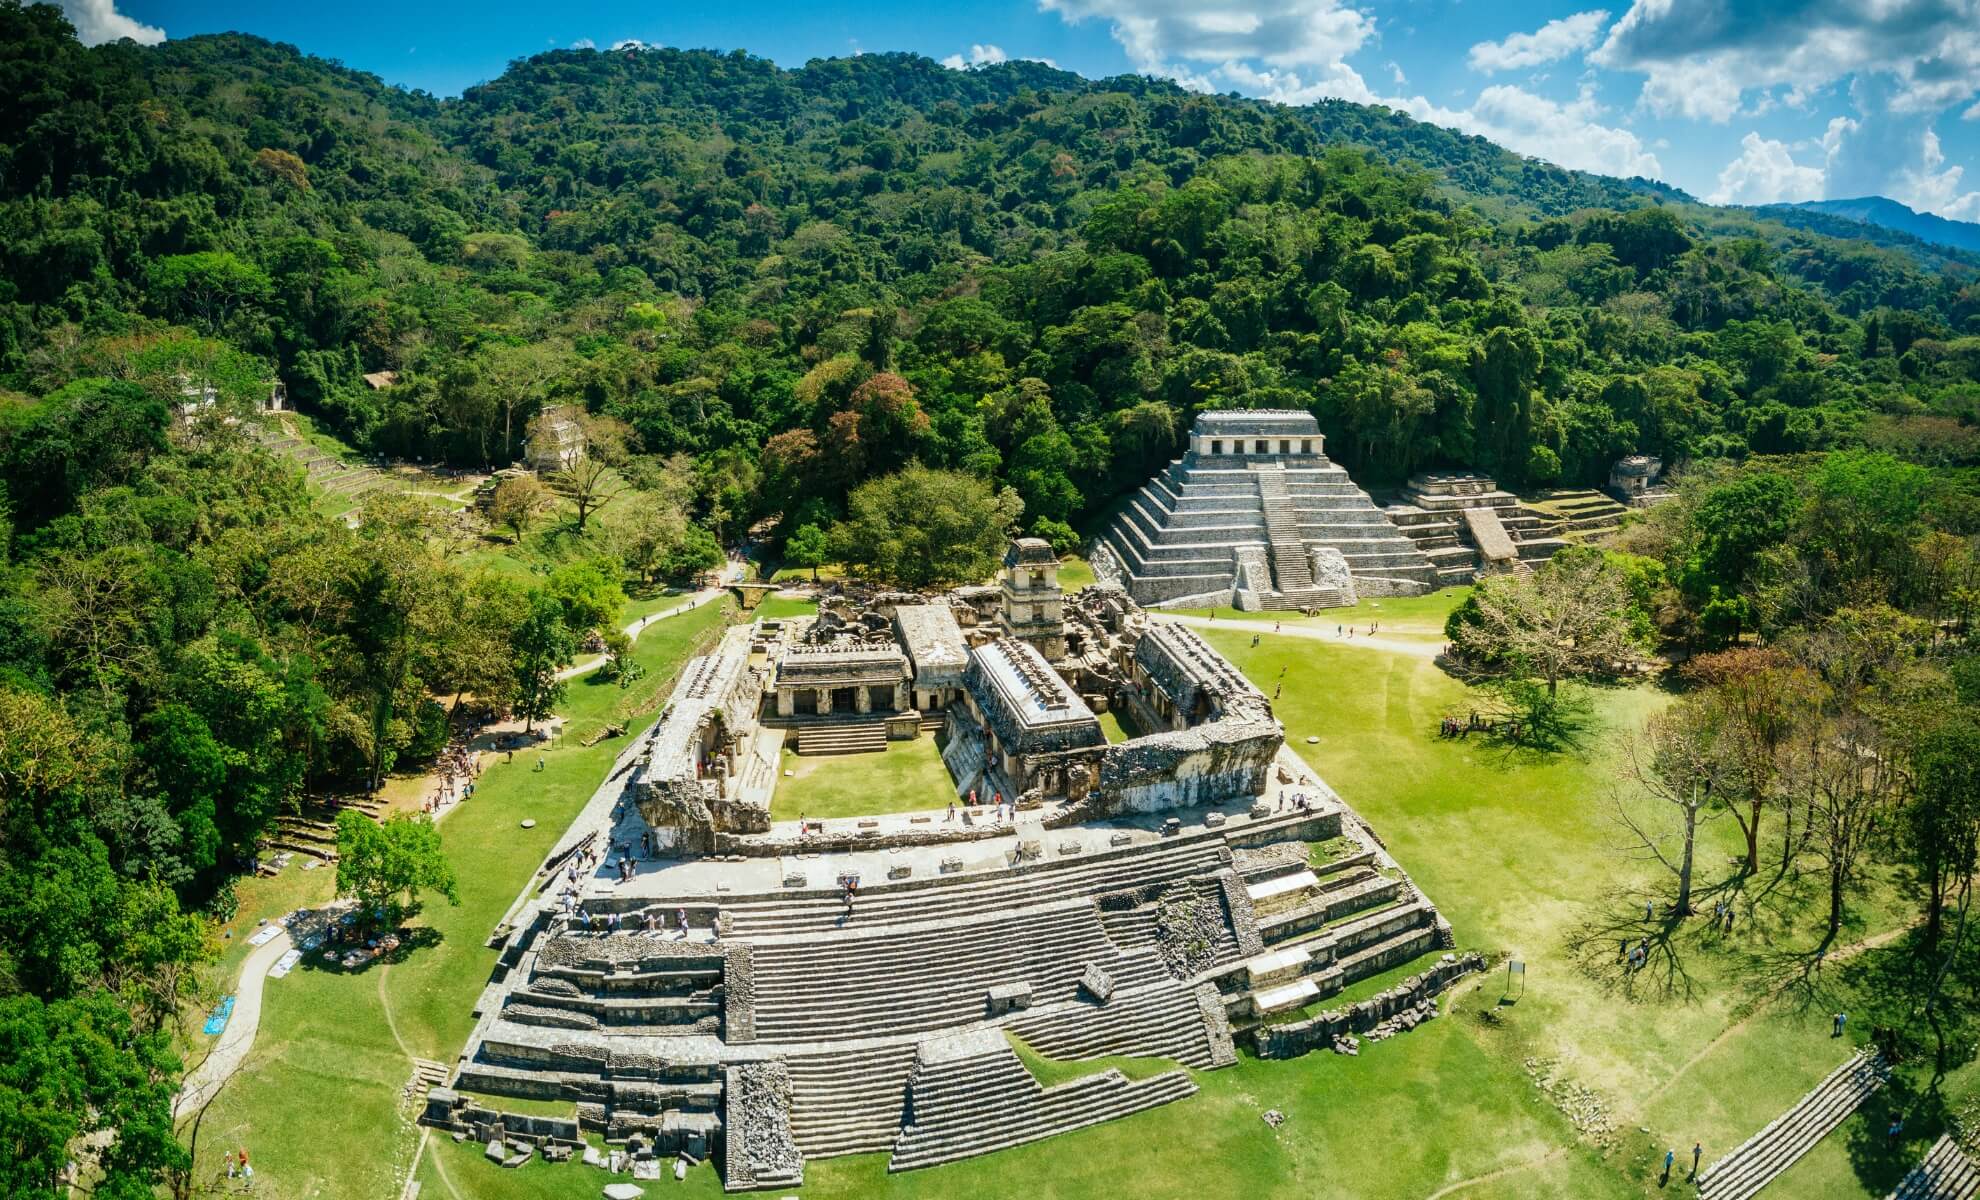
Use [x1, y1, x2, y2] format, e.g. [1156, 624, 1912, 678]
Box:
[431, 545, 1470, 1189]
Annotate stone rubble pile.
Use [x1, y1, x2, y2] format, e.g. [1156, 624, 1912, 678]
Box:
[1152, 887, 1223, 980]
[1523, 1058, 1617, 1146]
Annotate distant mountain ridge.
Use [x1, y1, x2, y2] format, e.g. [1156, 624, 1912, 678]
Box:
[1777, 196, 1980, 254]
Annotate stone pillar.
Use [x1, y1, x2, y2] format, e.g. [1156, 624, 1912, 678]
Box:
[893, 682, 908, 711]
[776, 688, 794, 717]
[855, 686, 872, 714]
[816, 688, 831, 716]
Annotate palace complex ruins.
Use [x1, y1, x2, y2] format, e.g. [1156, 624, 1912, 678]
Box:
[424, 539, 1480, 1188]
[1095, 408, 1570, 610]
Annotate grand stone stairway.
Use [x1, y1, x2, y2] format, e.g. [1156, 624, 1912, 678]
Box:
[1698, 1051, 1891, 1200]
[1098, 410, 1440, 609]
[1206, 832, 1447, 1030]
[1384, 472, 1569, 584]
[1890, 1134, 1980, 1200]
[888, 1029, 1198, 1172]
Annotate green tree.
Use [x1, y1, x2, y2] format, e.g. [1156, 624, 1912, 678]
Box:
[784, 522, 831, 581]
[1904, 717, 1980, 951]
[836, 466, 1023, 589]
[510, 594, 576, 733]
[334, 810, 459, 925]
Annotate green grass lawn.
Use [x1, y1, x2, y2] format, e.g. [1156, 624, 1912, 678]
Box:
[749, 595, 820, 621]
[1175, 587, 1467, 640]
[770, 735, 956, 822]
[1098, 708, 1131, 743]
[206, 586, 1937, 1200]
[1056, 554, 1096, 591]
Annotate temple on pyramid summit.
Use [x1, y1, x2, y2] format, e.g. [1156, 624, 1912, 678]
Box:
[1094, 409, 1568, 611]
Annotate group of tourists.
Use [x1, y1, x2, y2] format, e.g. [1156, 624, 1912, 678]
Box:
[1274, 790, 1315, 813]
[945, 789, 1015, 824]
[562, 902, 696, 937]
[222, 1148, 253, 1188]
[1438, 711, 1486, 739]
[422, 735, 482, 814]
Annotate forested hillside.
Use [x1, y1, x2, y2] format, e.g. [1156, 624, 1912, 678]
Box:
[3, 3, 1980, 1190]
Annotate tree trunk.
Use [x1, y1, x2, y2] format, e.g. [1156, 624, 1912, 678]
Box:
[1743, 799, 1761, 875]
[1827, 861, 1846, 941]
[1676, 796, 1698, 915]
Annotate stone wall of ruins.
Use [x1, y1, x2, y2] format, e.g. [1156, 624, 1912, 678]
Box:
[1094, 718, 1282, 813]
[1251, 952, 1484, 1059]
[633, 626, 770, 852]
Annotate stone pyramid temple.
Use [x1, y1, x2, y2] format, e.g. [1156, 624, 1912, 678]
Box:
[1096, 410, 1439, 610]
[1096, 410, 1572, 611]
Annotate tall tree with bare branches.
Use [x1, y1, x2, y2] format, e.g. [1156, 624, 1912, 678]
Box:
[1615, 697, 1733, 915]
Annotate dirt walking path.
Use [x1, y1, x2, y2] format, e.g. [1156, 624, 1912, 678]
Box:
[1147, 612, 1446, 659]
[172, 929, 294, 1122]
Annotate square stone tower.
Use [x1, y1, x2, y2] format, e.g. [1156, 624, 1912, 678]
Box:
[1000, 537, 1065, 660]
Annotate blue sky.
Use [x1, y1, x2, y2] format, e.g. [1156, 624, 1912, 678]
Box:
[64, 0, 1980, 221]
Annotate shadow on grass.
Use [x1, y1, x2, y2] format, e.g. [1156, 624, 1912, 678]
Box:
[1841, 1074, 1951, 1197]
[299, 925, 444, 974]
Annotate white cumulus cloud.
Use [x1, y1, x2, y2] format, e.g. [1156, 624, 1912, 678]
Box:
[1466, 10, 1609, 74]
[1706, 132, 1825, 204]
[60, 0, 165, 45]
[1893, 128, 1980, 221]
[942, 44, 1009, 70]
[1593, 0, 1980, 122]
[1417, 83, 1663, 178]
[572, 38, 596, 50]
[1039, 0, 1376, 75]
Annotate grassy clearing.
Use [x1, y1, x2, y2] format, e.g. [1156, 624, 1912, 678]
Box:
[1056, 555, 1096, 591]
[749, 595, 820, 621]
[556, 603, 730, 743]
[769, 735, 956, 822]
[1098, 708, 1131, 743]
[1175, 588, 1464, 639]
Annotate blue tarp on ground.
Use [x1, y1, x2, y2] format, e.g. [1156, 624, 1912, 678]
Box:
[202, 994, 235, 1036]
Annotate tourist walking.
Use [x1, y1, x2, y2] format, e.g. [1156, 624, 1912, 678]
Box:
[1662, 1147, 1674, 1183]
[1691, 1142, 1702, 1176]
[1833, 1011, 1847, 1037]
[1888, 1116, 1904, 1148]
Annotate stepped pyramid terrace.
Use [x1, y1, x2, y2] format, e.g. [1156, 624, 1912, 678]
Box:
[425, 550, 1479, 1189]
[1095, 409, 1571, 610]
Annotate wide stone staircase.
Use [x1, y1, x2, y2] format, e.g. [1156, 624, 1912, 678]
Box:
[747, 899, 1180, 1044]
[783, 1044, 922, 1159]
[721, 836, 1233, 939]
[1384, 472, 1569, 585]
[1890, 1134, 1980, 1199]
[1099, 454, 1439, 607]
[1528, 488, 1631, 544]
[794, 719, 888, 756]
[1206, 839, 1444, 1029]
[888, 1031, 1197, 1172]
[1010, 981, 1234, 1069]
[1698, 1050, 1892, 1200]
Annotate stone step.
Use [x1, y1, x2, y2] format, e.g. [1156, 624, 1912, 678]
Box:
[1889, 1134, 1980, 1200]
[724, 838, 1229, 938]
[888, 1042, 1197, 1172]
[1699, 1052, 1890, 1200]
[1009, 984, 1225, 1069]
[795, 722, 888, 755]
